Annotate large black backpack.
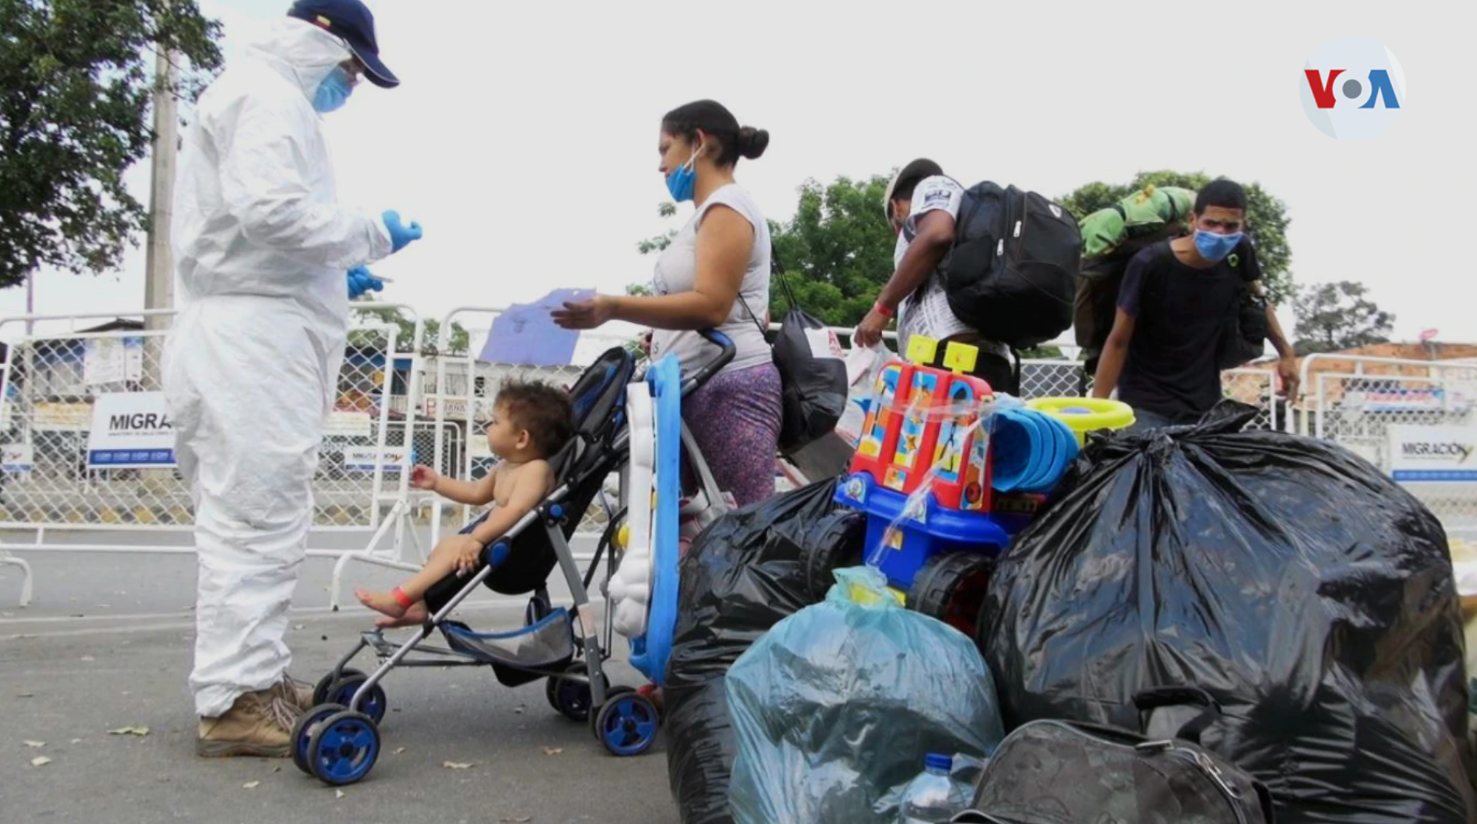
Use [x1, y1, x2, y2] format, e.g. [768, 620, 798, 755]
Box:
[937, 182, 1081, 349]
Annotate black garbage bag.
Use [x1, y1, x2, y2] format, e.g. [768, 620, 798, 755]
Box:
[982, 403, 1476, 824]
[665, 479, 865, 824]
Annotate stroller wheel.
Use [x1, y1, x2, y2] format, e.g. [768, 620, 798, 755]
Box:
[312, 667, 366, 706]
[593, 690, 659, 757]
[323, 674, 388, 724]
[590, 686, 635, 741]
[546, 662, 608, 723]
[307, 711, 381, 786]
[291, 703, 345, 776]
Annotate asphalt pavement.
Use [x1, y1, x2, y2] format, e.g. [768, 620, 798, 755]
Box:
[0, 532, 679, 824]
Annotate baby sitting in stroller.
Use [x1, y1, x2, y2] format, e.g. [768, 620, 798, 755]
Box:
[356, 378, 575, 627]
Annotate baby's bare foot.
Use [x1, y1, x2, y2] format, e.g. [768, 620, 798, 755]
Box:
[374, 602, 429, 628]
[355, 589, 407, 620]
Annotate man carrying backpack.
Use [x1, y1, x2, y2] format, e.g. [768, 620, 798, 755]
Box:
[1090, 179, 1297, 429]
[855, 159, 1020, 394]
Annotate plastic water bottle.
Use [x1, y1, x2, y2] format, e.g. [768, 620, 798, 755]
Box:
[899, 752, 967, 823]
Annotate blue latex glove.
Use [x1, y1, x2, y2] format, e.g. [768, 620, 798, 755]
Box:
[346, 266, 384, 300]
[382, 210, 424, 253]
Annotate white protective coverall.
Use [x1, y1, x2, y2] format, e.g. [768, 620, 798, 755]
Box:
[164, 18, 392, 717]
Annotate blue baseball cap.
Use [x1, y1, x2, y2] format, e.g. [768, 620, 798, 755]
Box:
[288, 0, 399, 89]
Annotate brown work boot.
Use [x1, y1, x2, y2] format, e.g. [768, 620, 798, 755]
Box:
[196, 690, 300, 758]
[269, 674, 315, 712]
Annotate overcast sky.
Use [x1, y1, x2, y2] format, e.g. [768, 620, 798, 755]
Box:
[3, 0, 1473, 345]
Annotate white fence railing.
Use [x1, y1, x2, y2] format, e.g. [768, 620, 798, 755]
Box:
[0, 306, 428, 607]
[1, 309, 1469, 609]
[1295, 354, 1477, 537]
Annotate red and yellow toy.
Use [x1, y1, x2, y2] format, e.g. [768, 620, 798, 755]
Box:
[850, 336, 995, 510]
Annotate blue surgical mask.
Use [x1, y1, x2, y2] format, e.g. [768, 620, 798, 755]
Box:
[1194, 229, 1244, 263]
[312, 66, 353, 114]
[664, 145, 701, 203]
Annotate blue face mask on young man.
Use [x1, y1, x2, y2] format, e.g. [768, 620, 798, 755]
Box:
[664, 144, 702, 203]
[1194, 229, 1244, 263]
[313, 66, 354, 114]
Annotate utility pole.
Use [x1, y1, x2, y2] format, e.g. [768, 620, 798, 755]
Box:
[142, 46, 179, 389]
[141, 47, 180, 506]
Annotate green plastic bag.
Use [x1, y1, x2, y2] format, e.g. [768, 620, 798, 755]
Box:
[1079, 185, 1196, 259]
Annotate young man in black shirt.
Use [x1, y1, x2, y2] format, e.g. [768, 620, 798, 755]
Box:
[1091, 179, 1297, 429]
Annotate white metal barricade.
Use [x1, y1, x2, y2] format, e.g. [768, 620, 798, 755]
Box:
[1294, 354, 1477, 537]
[0, 305, 427, 608]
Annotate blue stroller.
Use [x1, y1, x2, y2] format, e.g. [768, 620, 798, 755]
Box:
[291, 332, 736, 786]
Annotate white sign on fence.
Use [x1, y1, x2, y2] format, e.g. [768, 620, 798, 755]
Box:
[344, 446, 413, 473]
[86, 392, 176, 469]
[83, 337, 144, 386]
[2, 443, 33, 472]
[325, 410, 373, 438]
[35, 402, 92, 432]
[1388, 425, 1477, 482]
[1348, 387, 1472, 414]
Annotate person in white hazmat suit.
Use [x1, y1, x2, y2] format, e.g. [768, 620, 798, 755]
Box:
[163, 0, 423, 758]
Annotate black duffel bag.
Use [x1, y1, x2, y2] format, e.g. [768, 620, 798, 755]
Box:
[953, 687, 1275, 824]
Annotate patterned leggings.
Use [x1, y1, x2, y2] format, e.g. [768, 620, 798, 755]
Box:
[683, 362, 783, 508]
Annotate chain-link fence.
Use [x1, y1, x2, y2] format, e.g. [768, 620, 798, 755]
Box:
[1016, 360, 1279, 431]
[0, 310, 418, 532]
[1298, 355, 1477, 537]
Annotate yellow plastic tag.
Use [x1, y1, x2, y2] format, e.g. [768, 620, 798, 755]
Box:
[905, 334, 938, 365]
[942, 341, 979, 374]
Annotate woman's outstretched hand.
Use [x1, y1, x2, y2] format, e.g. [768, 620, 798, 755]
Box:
[552, 295, 615, 330]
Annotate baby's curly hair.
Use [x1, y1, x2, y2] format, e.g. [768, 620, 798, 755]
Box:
[495, 378, 575, 459]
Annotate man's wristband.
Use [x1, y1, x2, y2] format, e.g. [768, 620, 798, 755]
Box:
[873, 301, 895, 319]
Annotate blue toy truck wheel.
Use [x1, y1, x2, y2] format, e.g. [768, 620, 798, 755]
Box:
[325, 674, 387, 724]
[312, 667, 366, 706]
[804, 517, 867, 601]
[291, 703, 345, 776]
[307, 710, 381, 786]
[593, 691, 659, 757]
[907, 552, 994, 638]
[547, 661, 609, 723]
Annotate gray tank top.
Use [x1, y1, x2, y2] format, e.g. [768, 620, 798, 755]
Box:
[649, 184, 773, 378]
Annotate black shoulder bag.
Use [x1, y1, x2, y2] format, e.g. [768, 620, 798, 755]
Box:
[738, 245, 848, 454]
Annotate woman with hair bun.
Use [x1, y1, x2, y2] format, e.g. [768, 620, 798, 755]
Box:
[553, 100, 780, 507]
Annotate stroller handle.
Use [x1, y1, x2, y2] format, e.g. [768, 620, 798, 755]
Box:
[682, 328, 736, 393]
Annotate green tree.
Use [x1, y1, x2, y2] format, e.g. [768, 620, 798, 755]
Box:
[1019, 344, 1067, 360]
[629, 177, 897, 328]
[767, 175, 896, 327]
[0, 0, 223, 288]
[627, 202, 674, 295]
[1292, 281, 1394, 355]
[351, 306, 470, 357]
[1058, 170, 1295, 304]
[629, 168, 1299, 338]
[635, 201, 679, 257]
